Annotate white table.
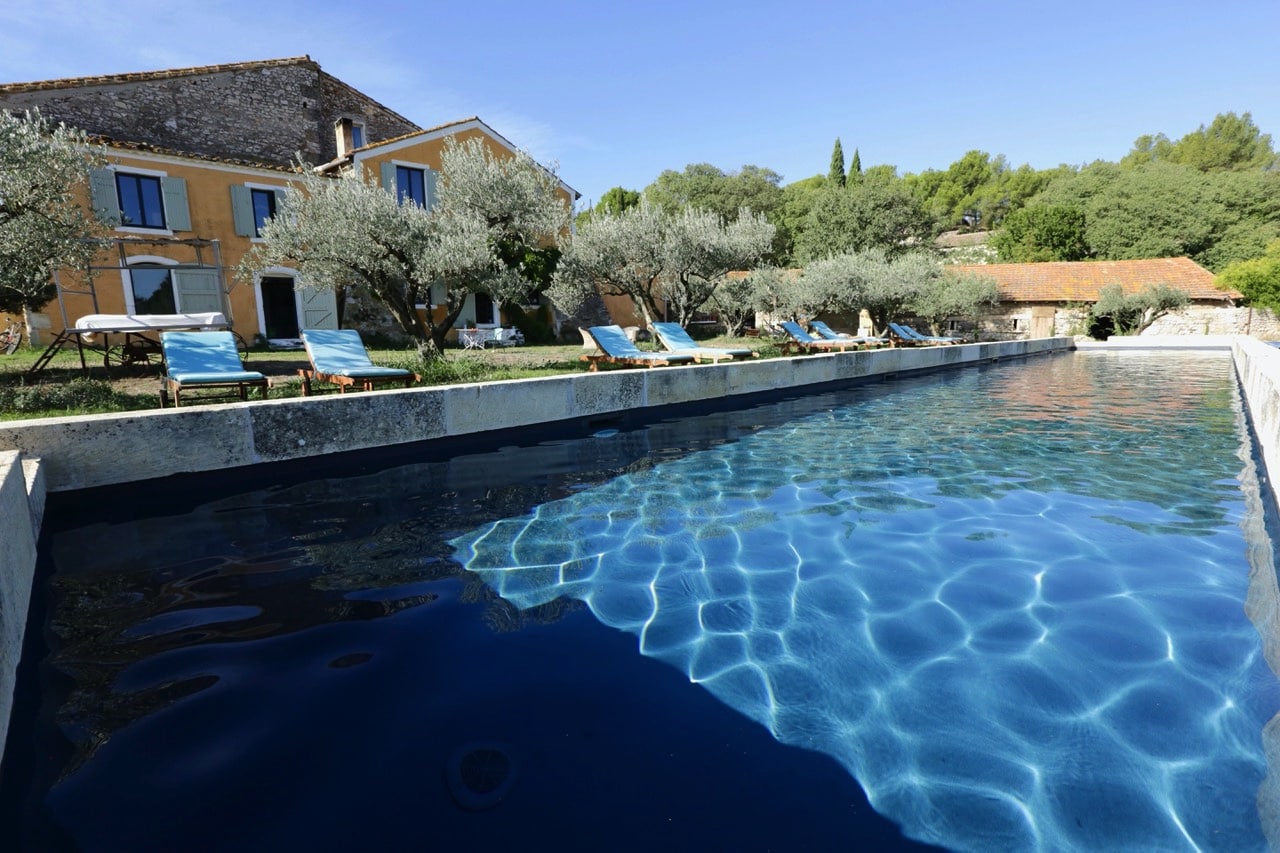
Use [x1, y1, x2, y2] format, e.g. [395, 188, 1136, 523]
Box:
[458, 327, 524, 349]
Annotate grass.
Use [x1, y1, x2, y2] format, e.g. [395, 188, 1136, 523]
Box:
[0, 334, 782, 420]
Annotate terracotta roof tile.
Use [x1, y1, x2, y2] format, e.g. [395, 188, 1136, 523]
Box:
[948, 258, 1240, 302]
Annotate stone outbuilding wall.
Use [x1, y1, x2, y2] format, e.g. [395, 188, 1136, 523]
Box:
[972, 303, 1280, 342]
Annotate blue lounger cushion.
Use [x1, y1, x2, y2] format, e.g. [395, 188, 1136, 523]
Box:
[651, 322, 754, 359]
[302, 329, 413, 377]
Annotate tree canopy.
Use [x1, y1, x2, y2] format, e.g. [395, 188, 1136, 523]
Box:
[624, 110, 1274, 276]
[1216, 240, 1280, 312]
[990, 204, 1089, 262]
[548, 200, 774, 327]
[1121, 112, 1277, 172]
[793, 175, 932, 264]
[829, 138, 846, 188]
[242, 136, 569, 353]
[574, 185, 641, 228]
[0, 109, 107, 314]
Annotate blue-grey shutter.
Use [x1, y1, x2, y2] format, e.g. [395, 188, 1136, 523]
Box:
[298, 286, 338, 329]
[424, 168, 439, 210]
[229, 185, 255, 237]
[161, 177, 192, 231]
[380, 162, 396, 196]
[172, 268, 225, 314]
[89, 168, 120, 224]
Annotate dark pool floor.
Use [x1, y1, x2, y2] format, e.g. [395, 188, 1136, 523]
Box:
[3, 575, 936, 852]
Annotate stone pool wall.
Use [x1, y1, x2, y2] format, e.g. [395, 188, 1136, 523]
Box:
[0, 452, 44, 762]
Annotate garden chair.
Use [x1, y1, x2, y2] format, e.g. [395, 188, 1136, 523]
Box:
[160, 330, 269, 407]
[299, 329, 420, 394]
[779, 321, 862, 355]
[652, 322, 758, 362]
[581, 325, 697, 371]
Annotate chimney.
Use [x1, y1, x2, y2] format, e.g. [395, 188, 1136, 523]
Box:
[335, 118, 355, 157]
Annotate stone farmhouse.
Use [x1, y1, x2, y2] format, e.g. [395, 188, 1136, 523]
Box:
[944, 257, 1276, 340]
[0, 56, 577, 348]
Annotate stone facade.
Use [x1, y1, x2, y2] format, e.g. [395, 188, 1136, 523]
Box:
[0, 57, 420, 167]
[970, 303, 1280, 342]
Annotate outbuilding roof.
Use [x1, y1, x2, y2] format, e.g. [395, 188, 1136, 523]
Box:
[948, 257, 1239, 302]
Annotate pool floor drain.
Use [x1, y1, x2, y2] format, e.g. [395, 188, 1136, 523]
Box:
[446, 744, 515, 810]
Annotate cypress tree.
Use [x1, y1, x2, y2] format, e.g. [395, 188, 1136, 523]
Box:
[829, 138, 846, 187]
[850, 148, 863, 181]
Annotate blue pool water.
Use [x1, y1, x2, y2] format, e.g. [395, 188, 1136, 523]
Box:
[5, 351, 1280, 851]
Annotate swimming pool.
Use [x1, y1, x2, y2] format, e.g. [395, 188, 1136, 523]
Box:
[4, 350, 1279, 850]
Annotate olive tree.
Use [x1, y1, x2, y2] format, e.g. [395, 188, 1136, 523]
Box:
[840, 250, 942, 335]
[911, 273, 1001, 336]
[797, 253, 871, 318]
[548, 201, 774, 327]
[0, 109, 107, 315]
[661, 207, 775, 326]
[1089, 283, 1189, 336]
[243, 136, 569, 354]
[708, 266, 797, 336]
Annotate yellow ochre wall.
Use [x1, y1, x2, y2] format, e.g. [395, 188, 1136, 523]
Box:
[43, 146, 295, 342]
[38, 124, 576, 346]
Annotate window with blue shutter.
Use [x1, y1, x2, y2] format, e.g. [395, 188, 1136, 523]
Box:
[232, 185, 285, 237]
[161, 177, 191, 231]
[116, 173, 165, 228]
[105, 171, 190, 231]
[89, 168, 120, 223]
[379, 162, 440, 209]
[172, 268, 225, 314]
[396, 166, 426, 207]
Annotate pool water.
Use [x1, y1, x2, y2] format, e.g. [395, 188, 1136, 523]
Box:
[5, 351, 1280, 851]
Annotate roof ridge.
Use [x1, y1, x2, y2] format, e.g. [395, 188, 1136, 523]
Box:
[0, 56, 317, 94]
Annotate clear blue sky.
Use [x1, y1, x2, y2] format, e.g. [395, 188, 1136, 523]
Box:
[2, 0, 1276, 209]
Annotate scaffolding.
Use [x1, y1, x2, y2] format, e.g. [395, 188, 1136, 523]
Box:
[27, 236, 238, 376]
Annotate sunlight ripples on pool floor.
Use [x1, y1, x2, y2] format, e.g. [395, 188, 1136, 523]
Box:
[453, 352, 1280, 850]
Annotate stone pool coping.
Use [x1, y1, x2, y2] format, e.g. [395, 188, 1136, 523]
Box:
[0, 333, 1265, 771]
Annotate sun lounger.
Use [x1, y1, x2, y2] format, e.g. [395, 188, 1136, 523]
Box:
[901, 323, 963, 344]
[580, 325, 697, 371]
[888, 322, 962, 346]
[651, 322, 758, 362]
[779, 321, 863, 355]
[160, 330, 268, 407]
[299, 329, 420, 395]
[809, 320, 887, 347]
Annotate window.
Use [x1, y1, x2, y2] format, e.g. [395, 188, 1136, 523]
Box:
[90, 168, 190, 232]
[396, 166, 427, 207]
[250, 188, 277, 237]
[230, 185, 286, 238]
[123, 261, 224, 316]
[129, 265, 177, 314]
[380, 162, 438, 209]
[116, 173, 166, 229]
[350, 122, 365, 149]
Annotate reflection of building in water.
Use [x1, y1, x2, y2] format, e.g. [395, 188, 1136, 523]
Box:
[44, 427, 661, 775]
